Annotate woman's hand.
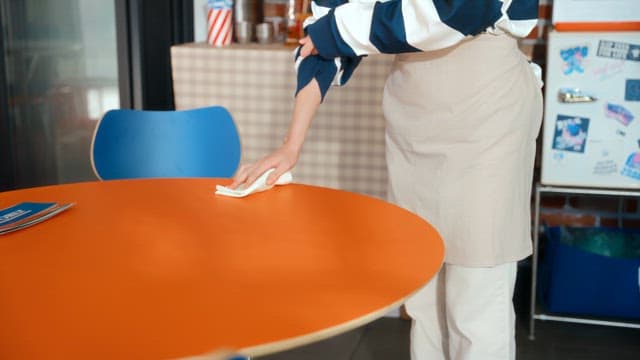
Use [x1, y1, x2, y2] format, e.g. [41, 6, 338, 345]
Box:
[229, 75, 322, 190]
[299, 36, 318, 57]
[229, 143, 300, 189]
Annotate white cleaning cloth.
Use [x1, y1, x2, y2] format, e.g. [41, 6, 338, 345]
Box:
[215, 169, 293, 198]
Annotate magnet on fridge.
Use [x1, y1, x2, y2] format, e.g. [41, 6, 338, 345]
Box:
[560, 45, 589, 75]
[625, 79, 640, 101]
[559, 88, 597, 103]
[621, 151, 640, 180]
[592, 159, 617, 176]
[553, 115, 590, 153]
[597, 40, 640, 62]
[605, 102, 634, 126]
[629, 44, 640, 61]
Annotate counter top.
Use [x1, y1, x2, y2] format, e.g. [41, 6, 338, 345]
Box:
[175, 42, 298, 51]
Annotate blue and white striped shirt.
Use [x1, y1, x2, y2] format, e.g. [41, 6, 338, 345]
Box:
[295, 0, 539, 99]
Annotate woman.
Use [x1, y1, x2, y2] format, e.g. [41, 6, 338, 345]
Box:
[231, 1, 543, 359]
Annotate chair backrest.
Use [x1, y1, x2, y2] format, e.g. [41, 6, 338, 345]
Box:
[91, 106, 241, 180]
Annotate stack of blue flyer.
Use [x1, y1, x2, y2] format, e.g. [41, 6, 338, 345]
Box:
[0, 202, 75, 235]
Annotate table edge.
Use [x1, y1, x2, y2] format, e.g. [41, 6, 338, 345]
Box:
[188, 273, 441, 359]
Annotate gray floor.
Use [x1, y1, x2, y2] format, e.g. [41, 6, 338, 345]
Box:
[257, 315, 640, 360]
[256, 318, 640, 360]
[257, 263, 640, 360]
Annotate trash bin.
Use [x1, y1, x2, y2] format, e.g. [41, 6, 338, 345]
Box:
[539, 226, 640, 319]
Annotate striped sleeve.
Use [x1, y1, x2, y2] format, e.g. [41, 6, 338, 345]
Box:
[295, 0, 539, 99]
[295, 0, 362, 100]
[308, 0, 538, 57]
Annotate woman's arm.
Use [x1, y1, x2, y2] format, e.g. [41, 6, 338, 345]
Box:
[229, 78, 322, 188]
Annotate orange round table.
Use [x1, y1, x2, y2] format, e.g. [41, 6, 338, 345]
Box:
[0, 179, 444, 359]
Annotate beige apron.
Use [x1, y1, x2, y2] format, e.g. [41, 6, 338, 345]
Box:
[383, 33, 543, 266]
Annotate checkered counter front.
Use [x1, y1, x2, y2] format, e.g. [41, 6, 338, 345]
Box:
[171, 43, 393, 199]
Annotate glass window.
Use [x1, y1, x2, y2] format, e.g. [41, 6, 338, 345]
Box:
[1, 0, 119, 188]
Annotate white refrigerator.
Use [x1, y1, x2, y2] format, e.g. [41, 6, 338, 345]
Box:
[541, 30, 640, 189]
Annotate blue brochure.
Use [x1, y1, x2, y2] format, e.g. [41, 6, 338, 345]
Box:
[0, 202, 57, 226]
[0, 202, 74, 235]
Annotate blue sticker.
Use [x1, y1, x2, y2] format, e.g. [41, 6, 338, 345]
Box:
[553, 151, 565, 161]
[626, 79, 640, 101]
[605, 102, 635, 126]
[621, 151, 640, 180]
[0, 202, 57, 226]
[552, 115, 590, 153]
[597, 40, 640, 62]
[560, 46, 589, 75]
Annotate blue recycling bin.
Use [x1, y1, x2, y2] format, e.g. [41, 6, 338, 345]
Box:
[539, 226, 640, 319]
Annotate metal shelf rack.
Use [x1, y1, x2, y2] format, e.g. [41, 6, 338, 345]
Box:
[529, 183, 640, 340]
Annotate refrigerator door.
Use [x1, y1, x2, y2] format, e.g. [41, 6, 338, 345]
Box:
[541, 31, 640, 189]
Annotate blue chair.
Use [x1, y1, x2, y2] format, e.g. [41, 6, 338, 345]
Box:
[91, 106, 241, 180]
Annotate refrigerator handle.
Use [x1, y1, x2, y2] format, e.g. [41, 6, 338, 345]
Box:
[558, 88, 598, 103]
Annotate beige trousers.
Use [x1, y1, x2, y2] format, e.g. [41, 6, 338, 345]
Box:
[405, 262, 518, 360]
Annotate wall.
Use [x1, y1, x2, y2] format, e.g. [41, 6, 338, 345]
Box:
[193, 0, 208, 42]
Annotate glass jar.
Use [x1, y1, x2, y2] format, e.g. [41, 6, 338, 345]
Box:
[286, 0, 311, 44]
[263, 0, 288, 43]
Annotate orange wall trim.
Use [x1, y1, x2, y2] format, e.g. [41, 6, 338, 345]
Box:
[554, 21, 640, 32]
